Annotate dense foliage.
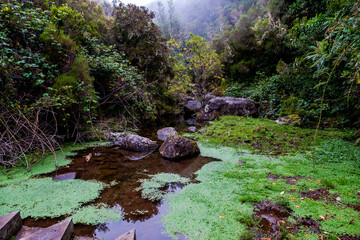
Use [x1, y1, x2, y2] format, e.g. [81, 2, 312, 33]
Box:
[0, 0, 171, 168]
[213, 0, 360, 127]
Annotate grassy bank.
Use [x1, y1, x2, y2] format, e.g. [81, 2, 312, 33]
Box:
[163, 117, 360, 239]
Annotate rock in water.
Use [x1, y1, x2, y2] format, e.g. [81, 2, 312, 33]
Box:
[157, 127, 178, 141]
[159, 135, 200, 161]
[109, 132, 157, 152]
[115, 228, 136, 240]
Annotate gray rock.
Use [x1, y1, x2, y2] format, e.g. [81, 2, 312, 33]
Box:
[198, 129, 207, 134]
[185, 119, 198, 126]
[0, 211, 22, 240]
[159, 135, 200, 161]
[53, 172, 76, 181]
[197, 97, 257, 121]
[110, 132, 157, 152]
[188, 126, 197, 133]
[15, 218, 74, 240]
[185, 100, 202, 112]
[157, 127, 178, 141]
[115, 228, 136, 240]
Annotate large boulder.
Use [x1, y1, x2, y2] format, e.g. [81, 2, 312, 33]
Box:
[197, 97, 257, 121]
[109, 132, 157, 152]
[159, 135, 200, 161]
[157, 127, 178, 141]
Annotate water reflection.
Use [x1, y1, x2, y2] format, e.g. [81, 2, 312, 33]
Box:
[41, 145, 217, 239]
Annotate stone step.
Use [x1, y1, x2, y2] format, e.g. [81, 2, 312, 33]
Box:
[15, 218, 74, 240]
[0, 211, 22, 240]
[115, 228, 136, 240]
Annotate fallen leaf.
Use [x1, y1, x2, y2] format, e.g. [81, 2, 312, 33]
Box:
[294, 205, 300, 208]
[289, 197, 296, 200]
[85, 153, 93, 162]
[219, 215, 226, 218]
[273, 182, 276, 185]
[300, 197, 305, 200]
[349, 219, 354, 224]
[309, 188, 314, 191]
[319, 215, 326, 220]
[305, 234, 310, 236]
[280, 191, 285, 195]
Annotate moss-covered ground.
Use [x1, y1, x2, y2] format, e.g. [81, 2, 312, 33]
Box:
[189, 116, 358, 154]
[0, 141, 122, 225]
[163, 117, 360, 239]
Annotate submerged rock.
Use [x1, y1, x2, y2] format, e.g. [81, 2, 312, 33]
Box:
[159, 135, 200, 161]
[109, 132, 157, 152]
[157, 127, 178, 141]
[52, 172, 76, 181]
[197, 97, 257, 121]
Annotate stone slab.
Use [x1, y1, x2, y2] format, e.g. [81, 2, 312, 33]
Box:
[52, 172, 76, 181]
[0, 211, 22, 240]
[15, 218, 74, 240]
[115, 228, 136, 240]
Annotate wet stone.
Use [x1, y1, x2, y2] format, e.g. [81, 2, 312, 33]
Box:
[53, 172, 76, 181]
[157, 127, 178, 141]
[115, 228, 136, 240]
[15, 218, 74, 240]
[0, 211, 22, 240]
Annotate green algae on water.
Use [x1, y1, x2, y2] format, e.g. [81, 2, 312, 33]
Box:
[72, 204, 123, 225]
[136, 173, 190, 201]
[163, 138, 360, 239]
[0, 141, 109, 186]
[0, 177, 104, 219]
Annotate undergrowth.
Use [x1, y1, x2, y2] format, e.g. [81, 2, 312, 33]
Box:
[163, 117, 360, 239]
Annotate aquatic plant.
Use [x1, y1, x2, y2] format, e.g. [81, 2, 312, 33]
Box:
[0, 178, 104, 219]
[136, 173, 190, 202]
[163, 139, 360, 239]
[0, 142, 109, 186]
[72, 204, 123, 225]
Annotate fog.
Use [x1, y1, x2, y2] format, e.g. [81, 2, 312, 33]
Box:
[147, 0, 256, 39]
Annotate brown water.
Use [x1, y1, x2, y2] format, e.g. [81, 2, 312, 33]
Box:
[33, 129, 217, 240]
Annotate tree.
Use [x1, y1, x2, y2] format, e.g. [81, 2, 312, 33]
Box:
[111, 3, 171, 85]
[186, 34, 224, 92]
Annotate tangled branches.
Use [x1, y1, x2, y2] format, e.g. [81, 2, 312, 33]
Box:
[0, 102, 59, 170]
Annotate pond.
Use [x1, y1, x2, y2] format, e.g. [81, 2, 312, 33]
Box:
[27, 127, 217, 239]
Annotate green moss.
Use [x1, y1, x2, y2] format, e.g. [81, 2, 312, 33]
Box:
[72, 204, 123, 225]
[0, 178, 104, 219]
[191, 116, 355, 154]
[0, 141, 109, 186]
[163, 127, 360, 239]
[136, 173, 190, 202]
